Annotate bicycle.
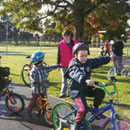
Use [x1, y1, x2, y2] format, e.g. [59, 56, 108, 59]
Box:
[21, 56, 32, 87]
[21, 56, 47, 87]
[52, 77, 130, 130]
[31, 93, 53, 127]
[0, 67, 25, 114]
[107, 59, 129, 80]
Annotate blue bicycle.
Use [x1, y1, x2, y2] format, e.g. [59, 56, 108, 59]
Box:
[107, 59, 130, 80]
[52, 77, 130, 130]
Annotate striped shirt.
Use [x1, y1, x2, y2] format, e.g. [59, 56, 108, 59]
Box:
[29, 64, 60, 94]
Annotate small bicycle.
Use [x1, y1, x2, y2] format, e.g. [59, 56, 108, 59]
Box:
[31, 93, 53, 126]
[52, 77, 130, 130]
[107, 59, 129, 80]
[21, 56, 47, 87]
[0, 67, 25, 114]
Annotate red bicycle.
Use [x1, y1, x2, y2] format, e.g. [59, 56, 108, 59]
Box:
[0, 67, 25, 114]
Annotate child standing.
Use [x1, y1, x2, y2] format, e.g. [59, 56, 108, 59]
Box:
[99, 45, 104, 56]
[27, 51, 61, 118]
[65, 43, 111, 130]
[104, 40, 110, 56]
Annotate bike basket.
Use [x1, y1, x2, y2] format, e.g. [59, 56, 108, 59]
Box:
[0, 77, 11, 91]
[0, 67, 10, 77]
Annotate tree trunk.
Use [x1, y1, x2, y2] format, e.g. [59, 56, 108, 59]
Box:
[73, 0, 85, 40]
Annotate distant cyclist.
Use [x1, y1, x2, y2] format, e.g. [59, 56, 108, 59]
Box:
[27, 51, 61, 119]
[112, 37, 124, 73]
[104, 40, 110, 56]
[65, 43, 111, 130]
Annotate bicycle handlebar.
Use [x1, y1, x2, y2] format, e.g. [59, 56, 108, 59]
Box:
[95, 76, 117, 96]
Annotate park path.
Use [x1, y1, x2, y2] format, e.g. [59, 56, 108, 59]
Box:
[0, 82, 110, 130]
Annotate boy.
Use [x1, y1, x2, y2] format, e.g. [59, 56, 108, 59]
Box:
[27, 51, 61, 118]
[65, 43, 111, 130]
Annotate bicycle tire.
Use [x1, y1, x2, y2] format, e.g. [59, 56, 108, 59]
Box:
[43, 106, 53, 127]
[5, 93, 25, 114]
[102, 115, 130, 130]
[107, 68, 115, 80]
[121, 68, 129, 78]
[52, 102, 75, 130]
[21, 64, 31, 87]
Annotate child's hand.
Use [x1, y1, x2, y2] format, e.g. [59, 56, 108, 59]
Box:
[86, 80, 95, 86]
[57, 68, 61, 71]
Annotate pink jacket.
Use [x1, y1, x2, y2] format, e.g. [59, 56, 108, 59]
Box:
[59, 39, 78, 67]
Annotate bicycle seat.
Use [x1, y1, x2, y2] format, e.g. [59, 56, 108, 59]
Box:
[26, 56, 31, 58]
[110, 76, 117, 81]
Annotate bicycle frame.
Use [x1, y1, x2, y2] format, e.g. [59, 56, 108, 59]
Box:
[35, 95, 51, 113]
[57, 77, 123, 130]
[114, 60, 124, 73]
[88, 99, 118, 130]
[2, 82, 16, 104]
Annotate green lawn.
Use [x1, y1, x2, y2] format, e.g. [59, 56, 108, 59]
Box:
[0, 45, 130, 119]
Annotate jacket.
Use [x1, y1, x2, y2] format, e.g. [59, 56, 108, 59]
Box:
[112, 40, 124, 56]
[58, 39, 78, 67]
[29, 64, 60, 94]
[65, 56, 111, 98]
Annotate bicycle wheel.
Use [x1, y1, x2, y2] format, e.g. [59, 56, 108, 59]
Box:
[43, 106, 53, 127]
[5, 93, 25, 114]
[52, 102, 75, 130]
[21, 64, 30, 87]
[102, 115, 130, 130]
[107, 68, 115, 80]
[121, 68, 129, 78]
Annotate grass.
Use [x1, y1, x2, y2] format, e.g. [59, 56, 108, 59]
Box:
[0, 45, 130, 119]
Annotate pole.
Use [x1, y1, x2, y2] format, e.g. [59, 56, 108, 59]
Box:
[6, 21, 8, 54]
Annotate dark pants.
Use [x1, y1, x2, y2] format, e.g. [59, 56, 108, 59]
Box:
[104, 50, 110, 56]
[74, 86, 105, 123]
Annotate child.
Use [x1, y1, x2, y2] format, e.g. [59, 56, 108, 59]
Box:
[65, 43, 111, 130]
[27, 51, 61, 118]
[99, 45, 104, 56]
[104, 40, 110, 56]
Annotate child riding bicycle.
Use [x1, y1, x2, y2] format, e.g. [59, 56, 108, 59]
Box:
[112, 38, 124, 74]
[65, 43, 111, 130]
[27, 51, 61, 119]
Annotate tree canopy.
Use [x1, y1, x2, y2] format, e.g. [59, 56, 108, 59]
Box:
[0, 0, 129, 40]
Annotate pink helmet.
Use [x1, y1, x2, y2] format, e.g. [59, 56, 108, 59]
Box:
[72, 42, 89, 54]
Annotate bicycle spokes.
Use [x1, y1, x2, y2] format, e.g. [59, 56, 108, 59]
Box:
[6, 94, 24, 113]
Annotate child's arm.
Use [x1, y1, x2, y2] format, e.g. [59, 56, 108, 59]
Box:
[45, 64, 62, 73]
[90, 56, 111, 69]
[29, 69, 38, 85]
[68, 66, 87, 85]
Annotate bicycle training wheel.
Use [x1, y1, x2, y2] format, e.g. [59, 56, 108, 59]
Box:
[121, 68, 129, 78]
[102, 115, 130, 130]
[5, 93, 25, 114]
[43, 106, 53, 127]
[52, 102, 75, 130]
[21, 64, 31, 87]
[107, 68, 115, 80]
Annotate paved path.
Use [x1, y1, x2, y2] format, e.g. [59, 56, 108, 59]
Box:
[0, 82, 110, 130]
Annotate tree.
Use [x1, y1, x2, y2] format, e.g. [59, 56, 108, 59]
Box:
[0, 0, 129, 40]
